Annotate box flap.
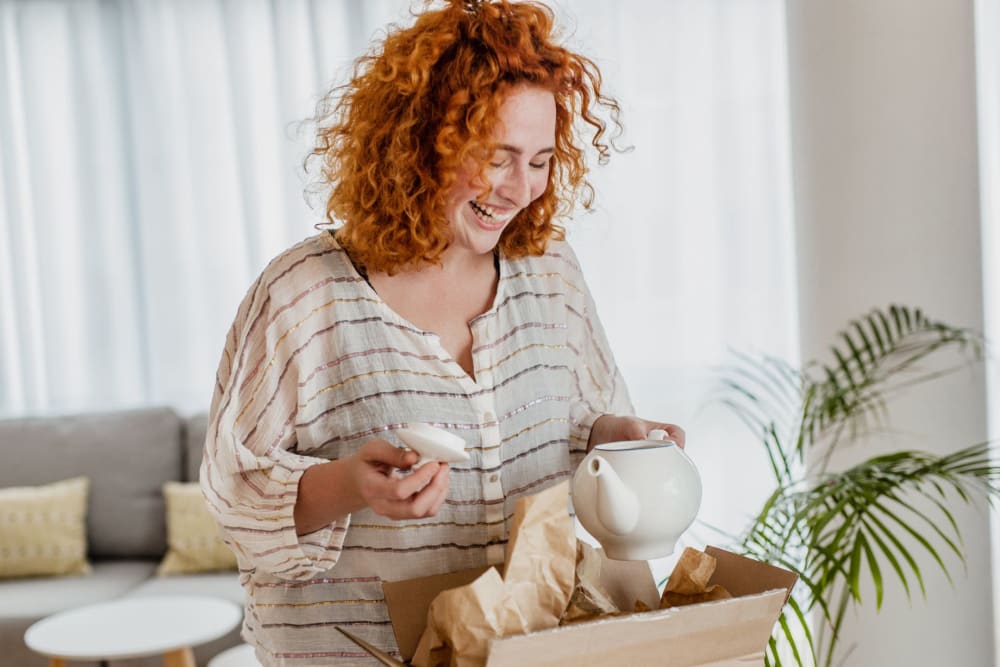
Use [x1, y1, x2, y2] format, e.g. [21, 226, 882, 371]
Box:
[484, 588, 787, 667]
[704, 546, 798, 604]
[382, 566, 490, 660]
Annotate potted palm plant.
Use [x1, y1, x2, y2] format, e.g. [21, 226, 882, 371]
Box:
[718, 304, 997, 666]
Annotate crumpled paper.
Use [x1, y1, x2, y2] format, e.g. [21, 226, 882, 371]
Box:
[411, 481, 576, 667]
[658, 547, 732, 608]
[560, 540, 621, 623]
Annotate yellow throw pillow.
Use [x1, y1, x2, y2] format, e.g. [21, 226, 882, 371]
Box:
[0, 476, 90, 579]
[158, 481, 237, 575]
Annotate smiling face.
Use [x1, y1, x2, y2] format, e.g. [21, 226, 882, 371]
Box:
[444, 84, 557, 258]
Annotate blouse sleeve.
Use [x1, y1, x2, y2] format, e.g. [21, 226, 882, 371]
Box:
[562, 244, 635, 465]
[200, 271, 348, 581]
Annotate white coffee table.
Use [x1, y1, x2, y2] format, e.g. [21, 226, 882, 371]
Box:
[208, 643, 261, 666]
[24, 595, 242, 667]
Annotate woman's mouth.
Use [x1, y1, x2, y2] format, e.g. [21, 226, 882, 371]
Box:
[469, 201, 514, 231]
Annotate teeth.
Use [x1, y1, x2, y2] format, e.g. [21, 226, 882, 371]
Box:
[470, 201, 512, 224]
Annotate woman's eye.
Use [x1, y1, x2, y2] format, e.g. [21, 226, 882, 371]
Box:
[529, 161, 549, 169]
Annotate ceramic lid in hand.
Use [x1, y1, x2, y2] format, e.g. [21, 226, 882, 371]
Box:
[396, 423, 470, 467]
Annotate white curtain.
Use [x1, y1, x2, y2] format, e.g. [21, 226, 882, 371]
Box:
[551, 0, 797, 550]
[1, 0, 796, 542]
[0, 0, 414, 414]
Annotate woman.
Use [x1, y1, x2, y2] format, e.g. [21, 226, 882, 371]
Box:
[201, 1, 684, 664]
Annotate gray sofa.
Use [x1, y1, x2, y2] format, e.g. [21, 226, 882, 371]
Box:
[0, 407, 245, 667]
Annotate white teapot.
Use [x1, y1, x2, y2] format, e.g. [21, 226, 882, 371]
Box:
[572, 429, 702, 560]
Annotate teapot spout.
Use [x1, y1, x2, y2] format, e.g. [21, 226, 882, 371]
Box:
[588, 455, 640, 536]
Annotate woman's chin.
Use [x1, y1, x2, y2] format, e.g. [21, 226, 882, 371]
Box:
[450, 228, 505, 256]
[465, 238, 501, 256]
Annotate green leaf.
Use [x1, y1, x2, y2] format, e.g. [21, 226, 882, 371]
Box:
[874, 308, 896, 349]
[777, 610, 805, 667]
[865, 510, 926, 597]
[864, 313, 888, 356]
[883, 491, 963, 563]
[858, 532, 883, 609]
[786, 594, 818, 663]
[871, 500, 952, 586]
[860, 517, 911, 600]
[850, 317, 878, 365]
[766, 636, 779, 667]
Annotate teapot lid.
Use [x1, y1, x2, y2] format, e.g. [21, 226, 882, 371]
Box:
[594, 440, 677, 452]
[593, 429, 678, 452]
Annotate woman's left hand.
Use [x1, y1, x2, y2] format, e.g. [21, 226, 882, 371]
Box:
[587, 414, 686, 451]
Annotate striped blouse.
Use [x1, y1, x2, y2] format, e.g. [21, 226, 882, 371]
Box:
[201, 232, 633, 665]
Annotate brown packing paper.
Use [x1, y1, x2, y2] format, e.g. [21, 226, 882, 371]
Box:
[411, 568, 506, 667]
[382, 567, 490, 661]
[378, 545, 797, 667]
[561, 540, 621, 623]
[411, 481, 576, 667]
[659, 547, 733, 608]
[501, 480, 576, 626]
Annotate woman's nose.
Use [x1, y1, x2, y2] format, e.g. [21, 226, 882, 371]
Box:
[496, 166, 532, 207]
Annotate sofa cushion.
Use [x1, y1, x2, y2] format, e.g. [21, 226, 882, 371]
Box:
[0, 560, 157, 619]
[183, 413, 209, 483]
[125, 570, 245, 605]
[0, 477, 90, 579]
[158, 481, 237, 575]
[0, 407, 182, 558]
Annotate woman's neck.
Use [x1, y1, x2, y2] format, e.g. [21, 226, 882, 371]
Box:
[435, 243, 498, 279]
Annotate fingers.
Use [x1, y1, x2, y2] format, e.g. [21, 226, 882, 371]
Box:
[389, 460, 441, 498]
[590, 415, 687, 449]
[408, 464, 450, 518]
[655, 423, 686, 448]
[359, 438, 420, 469]
[354, 437, 450, 519]
[632, 418, 686, 448]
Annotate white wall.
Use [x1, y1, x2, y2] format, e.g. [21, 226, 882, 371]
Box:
[977, 0, 1000, 664]
[785, 0, 993, 665]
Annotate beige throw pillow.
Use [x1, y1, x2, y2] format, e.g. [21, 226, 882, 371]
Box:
[158, 481, 237, 575]
[0, 476, 91, 579]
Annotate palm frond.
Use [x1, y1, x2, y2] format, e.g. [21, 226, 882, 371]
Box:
[714, 305, 991, 667]
[801, 305, 983, 465]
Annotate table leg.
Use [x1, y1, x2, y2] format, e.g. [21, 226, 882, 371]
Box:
[162, 646, 195, 667]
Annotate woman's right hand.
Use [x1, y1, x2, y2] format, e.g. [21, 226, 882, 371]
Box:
[294, 438, 451, 535]
[346, 439, 451, 520]
[294, 438, 448, 535]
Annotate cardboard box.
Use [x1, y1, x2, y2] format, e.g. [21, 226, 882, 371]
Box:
[345, 546, 797, 667]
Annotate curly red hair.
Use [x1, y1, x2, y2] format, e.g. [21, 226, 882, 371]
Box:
[309, 0, 622, 274]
